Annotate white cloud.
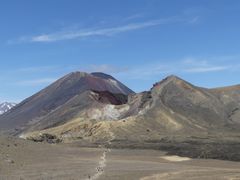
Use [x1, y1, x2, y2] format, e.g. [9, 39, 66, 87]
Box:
[16, 66, 59, 73]
[124, 14, 145, 21]
[86, 64, 129, 74]
[180, 57, 230, 72]
[10, 16, 198, 43]
[112, 56, 240, 80]
[15, 78, 57, 86]
[189, 16, 200, 24]
[185, 66, 229, 73]
[8, 55, 238, 86]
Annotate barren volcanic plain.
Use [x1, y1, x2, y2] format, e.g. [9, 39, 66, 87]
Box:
[1, 136, 240, 180]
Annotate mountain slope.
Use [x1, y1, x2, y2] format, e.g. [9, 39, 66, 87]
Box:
[210, 84, 240, 124]
[0, 72, 133, 134]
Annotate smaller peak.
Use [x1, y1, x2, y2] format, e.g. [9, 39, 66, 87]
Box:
[164, 75, 183, 81]
[160, 75, 187, 85]
[158, 75, 184, 84]
[151, 75, 186, 90]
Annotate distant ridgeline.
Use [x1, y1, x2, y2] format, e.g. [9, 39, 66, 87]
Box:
[0, 102, 16, 115]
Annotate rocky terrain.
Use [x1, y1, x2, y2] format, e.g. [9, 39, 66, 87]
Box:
[1, 72, 240, 161]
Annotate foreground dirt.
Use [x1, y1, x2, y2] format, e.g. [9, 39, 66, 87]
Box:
[1, 137, 240, 180]
[99, 149, 240, 180]
[0, 136, 102, 180]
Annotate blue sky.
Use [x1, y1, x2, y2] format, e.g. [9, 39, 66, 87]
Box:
[1, 0, 240, 102]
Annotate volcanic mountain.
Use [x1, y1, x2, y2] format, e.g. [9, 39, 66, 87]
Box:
[0, 72, 133, 135]
[1, 72, 240, 160]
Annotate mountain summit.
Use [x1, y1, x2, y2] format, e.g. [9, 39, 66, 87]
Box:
[61, 72, 134, 95]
